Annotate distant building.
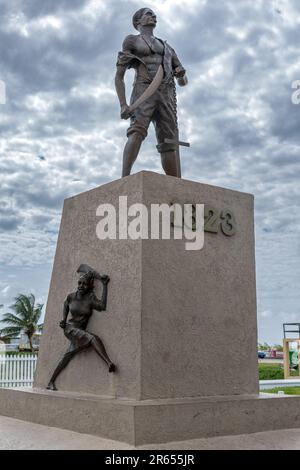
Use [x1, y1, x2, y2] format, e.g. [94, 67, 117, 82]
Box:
[1, 333, 42, 352]
[19, 333, 42, 352]
[3, 338, 20, 352]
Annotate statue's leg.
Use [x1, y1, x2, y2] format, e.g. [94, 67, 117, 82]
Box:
[46, 350, 77, 390]
[155, 139, 180, 177]
[91, 336, 116, 372]
[122, 98, 154, 177]
[122, 133, 143, 177]
[154, 88, 181, 178]
[160, 150, 180, 177]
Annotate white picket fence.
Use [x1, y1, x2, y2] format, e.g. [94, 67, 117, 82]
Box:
[0, 355, 38, 388]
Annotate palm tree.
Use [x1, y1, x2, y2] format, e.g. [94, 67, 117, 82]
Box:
[0, 294, 43, 352]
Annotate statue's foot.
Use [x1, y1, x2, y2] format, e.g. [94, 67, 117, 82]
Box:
[108, 363, 116, 373]
[46, 382, 57, 391]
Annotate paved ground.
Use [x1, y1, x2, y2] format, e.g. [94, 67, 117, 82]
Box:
[1, 415, 300, 450]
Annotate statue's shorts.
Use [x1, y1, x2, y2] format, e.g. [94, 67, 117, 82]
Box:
[127, 80, 178, 154]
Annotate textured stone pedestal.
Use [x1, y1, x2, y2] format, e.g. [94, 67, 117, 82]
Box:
[34, 171, 259, 399]
[1, 172, 299, 445]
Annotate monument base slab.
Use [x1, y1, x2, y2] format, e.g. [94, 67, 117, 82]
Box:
[1, 172, 292, 446]
[1, 388, 300, 445]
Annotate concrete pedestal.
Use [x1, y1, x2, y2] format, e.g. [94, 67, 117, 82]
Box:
[35, 171, 258, 399]
[1, 171, 297, 445]
[1, 388, 300, 445]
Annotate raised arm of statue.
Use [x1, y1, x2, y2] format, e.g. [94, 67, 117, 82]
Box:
[92, 275, 110, 312]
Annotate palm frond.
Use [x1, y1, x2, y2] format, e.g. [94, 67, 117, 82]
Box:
[11, 294, 34, 319]
[0, 326, 22, 338]
[32, 304, 43, 324]
[0, 313, 25, 327]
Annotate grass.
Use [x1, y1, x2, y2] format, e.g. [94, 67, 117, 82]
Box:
[259, 363, 298, 380]
[263, 387, 300, 395]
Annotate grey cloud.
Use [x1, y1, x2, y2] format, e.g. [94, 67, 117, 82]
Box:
[0, 216, 21, 231]
[29, 214, 53, 226]
[25, 189, 66, 209]
[20, 0, 87, 19]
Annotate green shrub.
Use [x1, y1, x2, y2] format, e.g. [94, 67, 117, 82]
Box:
[259, 363, 298, 380]
[259, 363, 284, 380]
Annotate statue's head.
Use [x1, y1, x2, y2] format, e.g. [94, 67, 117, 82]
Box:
[132, 8, 157, 31]
[77, 271, 94, 294]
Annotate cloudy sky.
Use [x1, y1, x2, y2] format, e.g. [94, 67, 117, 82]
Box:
[0, 0, 299, 345]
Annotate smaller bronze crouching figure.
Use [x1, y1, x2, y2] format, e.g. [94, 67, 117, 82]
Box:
[47, 265, 115, 391]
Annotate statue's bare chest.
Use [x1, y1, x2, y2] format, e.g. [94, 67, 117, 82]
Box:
[133, 35, 164, 57]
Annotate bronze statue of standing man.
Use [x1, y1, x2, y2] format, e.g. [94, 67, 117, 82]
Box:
[115, 8, 188, 178]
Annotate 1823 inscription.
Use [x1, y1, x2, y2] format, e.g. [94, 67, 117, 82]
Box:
[204, 206, 236, 236]
[171, 204, 237, 237]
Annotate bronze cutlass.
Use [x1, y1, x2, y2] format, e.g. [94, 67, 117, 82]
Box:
[128, 64, 164, 113]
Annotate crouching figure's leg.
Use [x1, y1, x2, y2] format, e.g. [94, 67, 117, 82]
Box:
[47, 350, 77, 391]
[91, 335, 116, 373]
